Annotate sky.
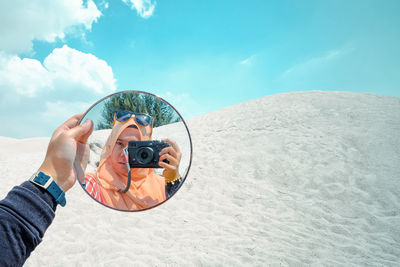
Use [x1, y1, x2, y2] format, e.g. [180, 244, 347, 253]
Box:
[0, 0, 399, 138]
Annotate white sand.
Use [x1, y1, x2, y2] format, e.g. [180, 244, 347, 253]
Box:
[0, 91, 399, 266]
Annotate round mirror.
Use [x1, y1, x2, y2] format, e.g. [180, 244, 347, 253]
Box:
[76, 91, 192, 211]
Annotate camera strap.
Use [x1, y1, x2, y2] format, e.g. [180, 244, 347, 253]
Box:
[118, 147, 131, 194]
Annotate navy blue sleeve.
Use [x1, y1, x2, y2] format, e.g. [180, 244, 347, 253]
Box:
[0, 181, 57, 267]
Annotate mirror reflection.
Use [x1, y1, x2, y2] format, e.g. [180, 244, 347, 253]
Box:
[78, 91, 192, 211]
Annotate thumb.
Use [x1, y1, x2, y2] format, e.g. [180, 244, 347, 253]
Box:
[68, 119, 93, 143]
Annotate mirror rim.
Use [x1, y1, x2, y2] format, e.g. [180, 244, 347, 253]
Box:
[78, 90, 193, 212]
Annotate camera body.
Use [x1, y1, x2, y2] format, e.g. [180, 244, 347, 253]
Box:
[128, 140, 170, 168]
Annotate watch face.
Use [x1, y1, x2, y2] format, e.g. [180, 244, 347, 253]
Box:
[34, 172, 49, 186]
[75, 90, 193, 212]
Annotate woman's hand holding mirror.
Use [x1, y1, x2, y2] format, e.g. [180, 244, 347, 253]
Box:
[39, 114, 94, 192]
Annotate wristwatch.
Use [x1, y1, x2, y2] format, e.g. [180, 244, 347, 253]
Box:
[29, 171, 66, 207]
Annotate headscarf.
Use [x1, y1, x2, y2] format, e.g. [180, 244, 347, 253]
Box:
[88, 115, 166, 210]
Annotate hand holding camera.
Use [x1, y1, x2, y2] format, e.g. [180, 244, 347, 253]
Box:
[127, 139, 182, 182]
[158, 138, 182, 183]
[128, 140, 170, 168]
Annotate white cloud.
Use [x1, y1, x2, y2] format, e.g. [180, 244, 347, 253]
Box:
[283, 48, 347, 76]
[0, 100, 93, 138]
[0, 0, 157, 138]
[44, 45, 116, 94]
[0, 45, 116, 98]
[0, 53, 52, 97]
[239, 55, 255, 66]
[122, 0, 156, 18]
[40, 101, 92, 121]
[0, 0, 101, 54]
[0, 46, 116, 138]
[277, 45, 355, 92]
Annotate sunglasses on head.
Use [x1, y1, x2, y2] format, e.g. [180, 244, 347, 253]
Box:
[113, 110, 154, 127]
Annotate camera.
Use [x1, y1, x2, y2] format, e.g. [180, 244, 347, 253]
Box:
[128, 140, 170, 168]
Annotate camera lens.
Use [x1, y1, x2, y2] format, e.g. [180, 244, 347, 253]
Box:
[136, 147, 154, 164]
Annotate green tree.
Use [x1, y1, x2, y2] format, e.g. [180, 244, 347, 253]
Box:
[96, 92, 181, 130]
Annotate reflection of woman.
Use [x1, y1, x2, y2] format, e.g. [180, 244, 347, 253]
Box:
[83, 111, 183, 210]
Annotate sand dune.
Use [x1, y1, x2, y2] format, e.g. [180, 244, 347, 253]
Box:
[1, 91, 399, 266]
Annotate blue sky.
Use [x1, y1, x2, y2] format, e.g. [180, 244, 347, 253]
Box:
[0, 0, 399, 138]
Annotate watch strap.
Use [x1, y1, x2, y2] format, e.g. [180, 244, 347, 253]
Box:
[30, 171, 66, 207]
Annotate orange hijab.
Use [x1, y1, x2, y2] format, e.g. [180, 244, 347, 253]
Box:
[89, 116, 166, 210]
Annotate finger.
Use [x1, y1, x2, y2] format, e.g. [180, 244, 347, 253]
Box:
[68, 119, 93, 141]
[159, 154, 178, 167]
[53, 113, 85, 137]
[77, 119, 94, 144]
[158, 161, 176, 171]
[162, 138, 181, 154]
[159, 146, 177, 158]
[63, 113, 85, 128]
[160, 146, 182, 163]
